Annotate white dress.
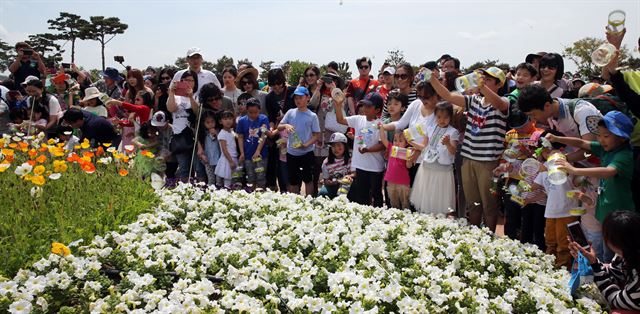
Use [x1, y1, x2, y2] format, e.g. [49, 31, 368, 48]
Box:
[214, 129, 238, 180]
[410, 125, 459, 215]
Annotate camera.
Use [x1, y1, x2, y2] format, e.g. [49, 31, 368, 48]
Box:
[114, 56, 125, 63]
[22, 49, 33, 56]
[61, 62, 71, 69]
[321, 76, 334, 84]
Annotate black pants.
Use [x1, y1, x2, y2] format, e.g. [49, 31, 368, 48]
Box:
[504, 197, 522, 240]
[520, 203, 546, 251]
[266, 143, 279, 189]
[348, 168, 384, 207]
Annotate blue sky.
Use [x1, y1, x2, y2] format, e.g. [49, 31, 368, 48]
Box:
[1, 0, 639, 77]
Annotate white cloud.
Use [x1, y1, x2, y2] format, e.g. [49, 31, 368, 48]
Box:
[0, 24, 30, 44]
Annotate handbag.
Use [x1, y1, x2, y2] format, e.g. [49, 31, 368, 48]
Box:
[169, 127, 195, 154]
[569, 252, 594, 295]
[325, 105, 348, 133]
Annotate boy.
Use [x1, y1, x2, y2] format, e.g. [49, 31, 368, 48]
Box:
[277, 86, 320, 195]
[335, 92, 386, 207]
[547, 110, 635, 262]
[236, 98, 270, 190]
[430, 67, 509, 232]
[505, 63, 538, 107]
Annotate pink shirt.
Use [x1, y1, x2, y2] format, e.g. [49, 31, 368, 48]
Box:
[384, 143, 410, 186]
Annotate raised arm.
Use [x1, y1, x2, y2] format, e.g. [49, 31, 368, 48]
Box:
[334, 98, 348, 126]
[429, 70, 465, 107]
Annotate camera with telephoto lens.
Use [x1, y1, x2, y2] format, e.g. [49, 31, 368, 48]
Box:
[114, 56, 125, 63]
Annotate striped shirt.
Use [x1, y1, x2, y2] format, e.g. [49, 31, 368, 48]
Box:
[592, 255, 640, 311]
[461, 95, 508, 161]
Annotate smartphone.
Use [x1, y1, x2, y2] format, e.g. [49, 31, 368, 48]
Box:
[62, 62, 71, 69]
[567, 221, 590, 250]
[114, 56, 125, 63]
[174, 81, 190, 97]
[22, 49, 33, 56]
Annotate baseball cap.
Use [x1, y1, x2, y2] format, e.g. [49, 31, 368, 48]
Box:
[525, 52, 546, 64]
[186, 47, 202, 57]
[482, 67, 506, 86]
[382, 66, 395, 75]
[329, 132, 348, 143]
[600, 111, 633, 139]
[293, 86, 309, 96]
[151, 111, 167, 127]
[578, 83, 613, 98]
[358, 92, 384, 109]
[21, 75, 40, 86]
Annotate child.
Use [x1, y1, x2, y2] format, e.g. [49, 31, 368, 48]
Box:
[197, 111, 220, 186]
[236, 98, 270, 191]
[547, 110, 635, 262]
[56, 125, 80, 151]
[319, 132, 352, 199]
[276, 129, 290, 193]
[132, 121, 166, 178]
[277, 86, 321, 195]
[26, 103, 49, 133]
[409, 101, 459, 214]
[215, 110, 239, 189]
[378, 128, 411, 209]
[81, 87, 108, 118]
[335, 92, 386, 207]
[528, 139, 578, 270]
[236, 92, 253, 120]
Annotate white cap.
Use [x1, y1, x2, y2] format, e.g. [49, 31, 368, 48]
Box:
[21, 75, 40, 86]
[329, 132, 348, 143]
[151, 111, 167, 127]
[186, 47, 202, 57]
[382, 67, 396, 75]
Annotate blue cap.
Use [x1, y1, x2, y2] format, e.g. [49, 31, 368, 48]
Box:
[293, 86, 309, 96]
[358, 92, 384, 109]
[602, 111, 633, 139]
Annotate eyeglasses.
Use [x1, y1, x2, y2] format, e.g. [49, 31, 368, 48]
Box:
[206, 97, 222, 102]
[540, 64, 557, 70]
[305, 73, 316, 78]
[269, 81, 284, 87]
[182, 78, 195, 82]
[394, 74, 409, 80]
[242, 80, 252, 85]
[161, 76, 171, 81]
[358, 65, 370, 70]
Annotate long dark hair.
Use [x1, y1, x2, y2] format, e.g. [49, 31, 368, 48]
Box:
[603, 211, 640, 275]
[126, 68, 146, 102]
[327, 142, 350, 165]
[181, 70, 199, 95]
[197, 110, 218, 146]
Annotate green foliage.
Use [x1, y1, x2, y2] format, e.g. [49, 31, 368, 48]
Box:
[284, 60, 315, 86]
[563, 37, 632, 78]
[80, 16, 128, 71]
[0, 39, 14, 72]
[47, 12, 90, 64]
[464, 59, 510, 73]
[213, 55, 235, 75]
[174, 56, 216, 72]
[259, 60, 274, 80]
[0, 163, 158, 277]
[26, 33, 64, 66]
[384, 49, 407, 67]
[236, 58, 253, 68]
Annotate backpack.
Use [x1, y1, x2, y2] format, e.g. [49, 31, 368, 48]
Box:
[565, 94, 632, 119]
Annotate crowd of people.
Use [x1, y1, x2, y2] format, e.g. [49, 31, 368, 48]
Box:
[1, 28, 639, 311]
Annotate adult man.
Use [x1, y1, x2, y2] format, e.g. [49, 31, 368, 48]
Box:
[345, 57, 379, 115]
[172, 47, 221, 98]
[92, 67, 124, 100]
[8, 42, 46, 93]
[62, 108, 121, 147]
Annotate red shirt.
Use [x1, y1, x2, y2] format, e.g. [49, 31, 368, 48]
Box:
[346, 77, 379, 101]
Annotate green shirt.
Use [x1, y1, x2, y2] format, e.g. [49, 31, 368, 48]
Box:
[506, 88, 520, 106]
[590, 141, 635, 222]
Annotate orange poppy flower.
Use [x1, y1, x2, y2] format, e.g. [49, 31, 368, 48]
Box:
[81, 162, 96, 174]
[67, 153, 81, 163]
[18, 142, 29, 150]
[118, 168, 129, 176]
[26, 160, 36, 166]
[28, 149, 37, 158]
[1, 148, 14, 156]
[8, 143, 17, 149]
[96, 146, 105, 156]
[36, 155, 47, 164]
[83, 151, 95, 159]
[5, 155, 14, 163]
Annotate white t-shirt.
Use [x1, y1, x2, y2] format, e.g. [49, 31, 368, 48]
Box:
[534, 169, 578, 218]
[217, 129, 238, 158]
[548, 98, 602, 138]
[172, 68, 221, 99]
[422, 125, 459, 165]
[390, 98, 435, 131]
[27, 95, 61, 119]
[346, 115, 385, 172]
[171, 95, 192, 134]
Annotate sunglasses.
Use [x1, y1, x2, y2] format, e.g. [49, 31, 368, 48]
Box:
[269, 81, 284, 87]
[358, 65, 370, 70]
[242, 80, 252, 85]
[161, 76, 171, 81]
[394, 74, 409, 80]
[305, 73, 316, 78]
[205, 97, 221, 102]
[540, 64, 557, 70]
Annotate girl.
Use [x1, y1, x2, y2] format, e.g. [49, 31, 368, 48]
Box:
[132, 121, 166, 178]
[535, 53, 565, 98]
[379, 127, 411, 210]
[197, 111, 221, 186]
[81, 87, 108, 118]
[319, 132, 351, 199]
[410, 101, 459, 214]
[221, 66, 241, 111]
[214, 110, 239, 189]
[106, 91, 153, 149]
[124, 68, 154, 103]
[569, 210, 640, 312]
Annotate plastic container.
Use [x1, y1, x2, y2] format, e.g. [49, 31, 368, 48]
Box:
[607, 10, 626, 34]
[403, 124, 426, 143]
[520, 158, 541, 178]
[591, 43, 617, 67]
[337, 177, 352, 196]
[331, 88, 345, 103]
[415, 68, 432, 83]
[290, 132, 303, 148]
[454, 71, 479, 93]
[547, 153, 568, 185]
[390, 146, 413, 160]
[569, 207, 586, 216]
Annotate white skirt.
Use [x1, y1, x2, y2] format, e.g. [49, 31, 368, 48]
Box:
[214, 156, 237, 180]
[410, 162, 455, 215]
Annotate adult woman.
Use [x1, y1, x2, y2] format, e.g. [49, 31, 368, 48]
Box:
[51, 72, 79, 111]
[199, 83, 234, 116]
[124, 68, 154, 103]
[23, 77, 60, 134]
[221, 66, 241, 112]
[154, 67, 176, 122]
[381, 81, 438, 186]
[536, 53, 565, 98]
[166, 71, 199, 181]
[382, 63, 416, 118]
[569, 211, 640, 312]
[236, 67, 267, 115]
[302, 66, 320, 96]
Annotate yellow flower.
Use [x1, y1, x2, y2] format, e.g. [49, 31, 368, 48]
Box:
[103, 143, 111, 148]
[51, 242, 71, 256]
[0, 163, 10, 173]
[142, 150, 155, 158]
[81, 139, 90, 149]
[33, 165, 45, 175]
[47, 138, 57, 145]
[31, 175, 45, 186]
[53, 160, 68, 173]
[1, 148, 14, 156]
